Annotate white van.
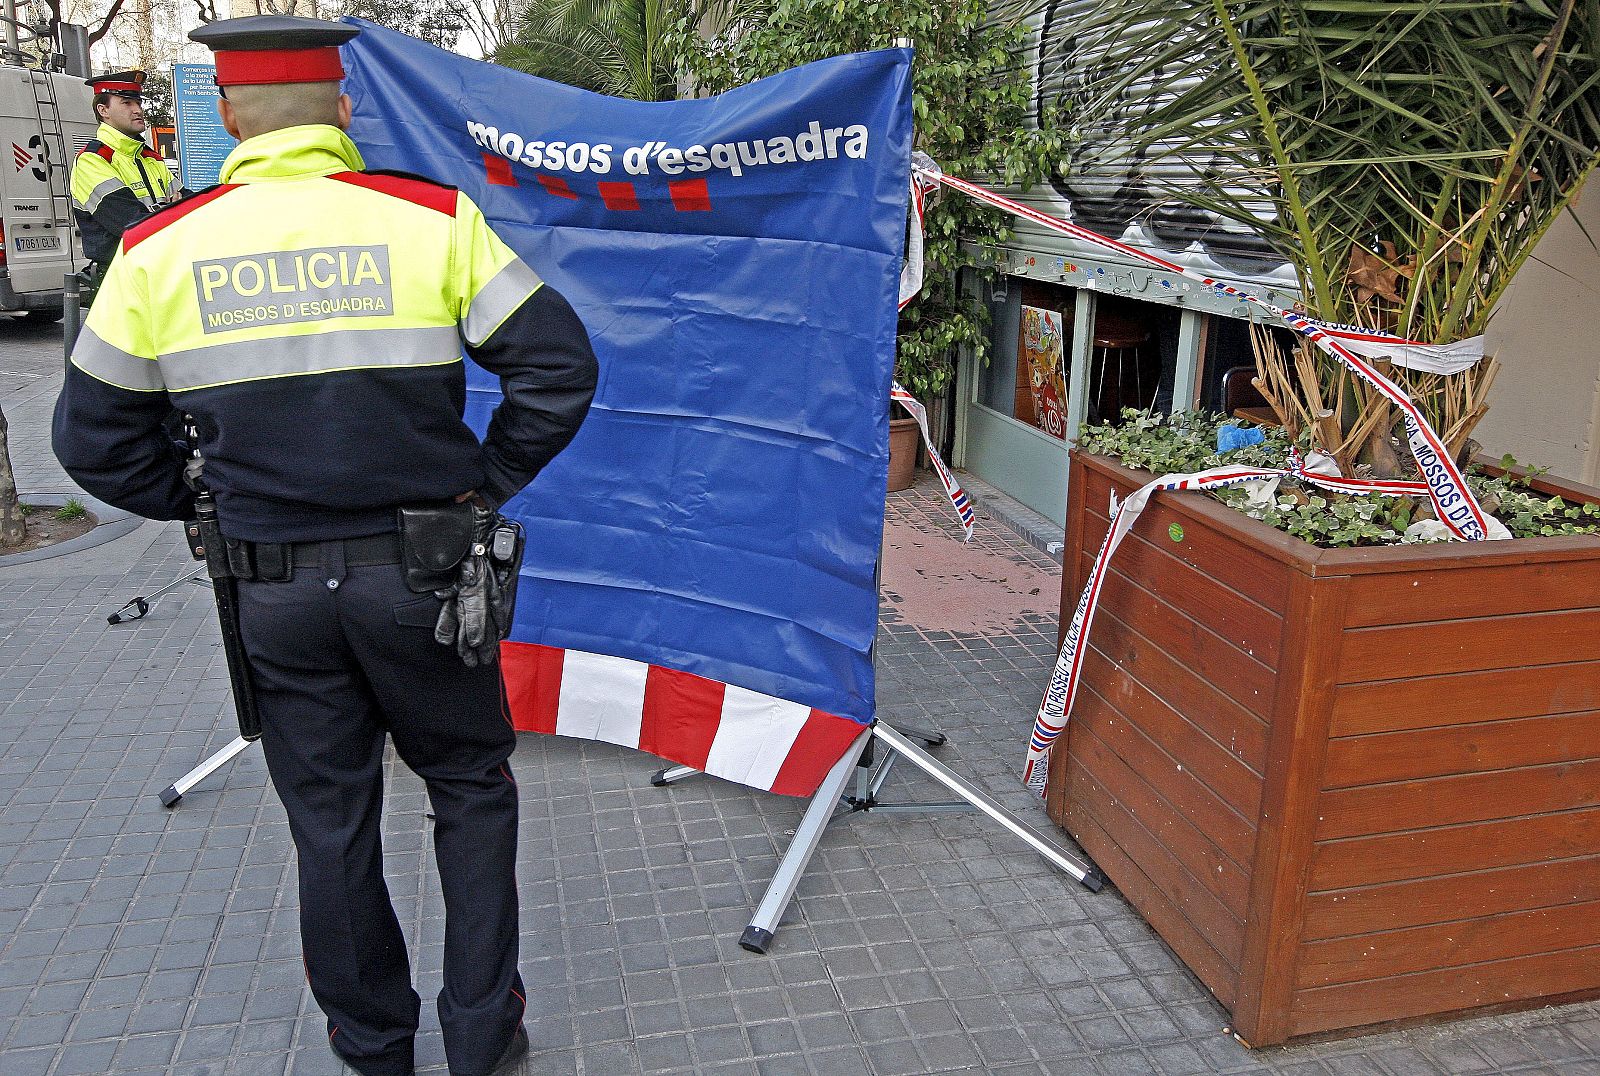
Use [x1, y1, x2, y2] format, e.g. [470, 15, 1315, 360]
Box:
[0, 61, 94, 322]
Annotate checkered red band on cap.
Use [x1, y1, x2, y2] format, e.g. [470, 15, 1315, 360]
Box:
[214, 47, 345, 86]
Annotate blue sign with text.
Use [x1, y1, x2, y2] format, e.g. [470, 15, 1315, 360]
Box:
[172, 64, 236, 189]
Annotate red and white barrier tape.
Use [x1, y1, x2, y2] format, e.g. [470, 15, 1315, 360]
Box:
[917, 167, 1490, 542]
[1021, 452, 1506, 795]
[890, 382, 975, 540]
[891, 166, 975, 540]
[891, 160, 1502, 794]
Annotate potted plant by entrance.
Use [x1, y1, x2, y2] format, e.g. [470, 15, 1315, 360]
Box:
[886, 412, 920, 491]
[1036, 0, 1600, 1046]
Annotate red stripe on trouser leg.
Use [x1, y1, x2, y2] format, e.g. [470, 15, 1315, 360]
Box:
[669, 179, 711, 211]
[638, 665, 725, 770]
[499, 642, 564, 733]
[537, 174, 578, 199]
[483, 153, 517, 187]
[768, 710, 869, 797]
[597, 181, 640, 210]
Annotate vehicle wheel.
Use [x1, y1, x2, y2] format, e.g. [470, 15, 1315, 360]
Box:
[19, 309, 64, 324]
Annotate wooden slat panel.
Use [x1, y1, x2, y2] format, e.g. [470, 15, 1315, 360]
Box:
[1089, 566, 1276, 721]
[1076, 520, 1285, 667]
[1315, 759, 1600, 840]
[1071, 662, 1258, 867]
[1070, 706, 1253, 917]
[1301, 856, 1600, 940]
[1063, 800, 1239, 1007]
[1323, 711, 1600, 788]
[1083, 645, 1265, 814]
[1330, 661, 1600, 736]
[1068, 756, 1246, 961]
[1232, 569, 1345, 1048]
[1297, 899, 1600, 988]
[1087, 610, 1269, 773]
[1340, 609, 1600, 683]
[1289, 944, 1600, 1038]
[1076, 465, 1293, 611]
[1343, 560, 1600, 627]
[1311, 807, 1600, 891]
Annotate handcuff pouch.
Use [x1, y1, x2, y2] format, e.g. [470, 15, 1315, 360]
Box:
[397, 501, 475, 594]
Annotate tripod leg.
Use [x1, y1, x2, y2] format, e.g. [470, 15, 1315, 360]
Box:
[158, 736, 254, 807]
[874, 722, 1105, 891]
[740, 727, 872, 954]
[107, 567, 208, 624]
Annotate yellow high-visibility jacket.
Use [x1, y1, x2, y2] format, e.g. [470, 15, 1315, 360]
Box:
[70, 122, 176, 265]
[53, 123, 598, 541]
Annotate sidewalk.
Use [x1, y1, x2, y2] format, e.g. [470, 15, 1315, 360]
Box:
[2, 319, 1597, 1074]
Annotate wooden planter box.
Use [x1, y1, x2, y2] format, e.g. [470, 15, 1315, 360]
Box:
[1049, 450, 1600, 1045]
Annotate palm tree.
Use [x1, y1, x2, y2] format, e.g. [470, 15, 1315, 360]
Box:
[1047, 0, 1600, 468]
[494, 0, 769, 101]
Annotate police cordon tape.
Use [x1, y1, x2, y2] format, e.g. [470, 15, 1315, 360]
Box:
[892, 157, 1503, 795]
[889, 166, 977, 542]
[913, 162, 1492, 542]
[890, 383, 975, 540]
[1021, 451, 1508, 794]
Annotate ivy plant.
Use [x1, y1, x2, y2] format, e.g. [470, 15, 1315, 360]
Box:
[676, 0, 1069, 400]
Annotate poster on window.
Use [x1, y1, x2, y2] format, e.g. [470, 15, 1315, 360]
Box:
[1020, 305, 1067, 439]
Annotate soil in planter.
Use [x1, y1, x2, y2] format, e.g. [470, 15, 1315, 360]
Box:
[1, 505, 97, 556]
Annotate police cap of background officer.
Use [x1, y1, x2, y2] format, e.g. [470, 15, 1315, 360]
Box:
[85, 70, 147, 119]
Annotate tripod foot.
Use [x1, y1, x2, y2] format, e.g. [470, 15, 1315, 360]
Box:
[739, 926, 773, 954]
[108, 597, 150, 625]
[651, 764, 701, 787]
[158, 784, 181, 808]
[1081, 866, 1107, 893]
[890, 722, 946, 747]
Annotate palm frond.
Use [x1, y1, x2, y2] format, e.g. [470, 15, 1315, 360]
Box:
[1051, 0, 1600, 341]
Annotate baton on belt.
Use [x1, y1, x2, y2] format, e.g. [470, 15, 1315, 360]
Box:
[180, 424, 262, 743]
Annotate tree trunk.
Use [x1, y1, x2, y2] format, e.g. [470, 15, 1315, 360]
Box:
[0, 405, 25, 549]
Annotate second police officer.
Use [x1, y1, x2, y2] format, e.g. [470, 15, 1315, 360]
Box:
[69, 69, 178, 269]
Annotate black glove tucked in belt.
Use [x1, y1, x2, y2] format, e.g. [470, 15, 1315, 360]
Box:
[398, 502, 525, 667]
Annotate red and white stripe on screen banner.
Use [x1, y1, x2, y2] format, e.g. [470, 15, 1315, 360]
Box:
[500, 642, 866, 797]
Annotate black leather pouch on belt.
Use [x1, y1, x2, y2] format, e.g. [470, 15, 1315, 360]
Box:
[396, 501, 476, 594]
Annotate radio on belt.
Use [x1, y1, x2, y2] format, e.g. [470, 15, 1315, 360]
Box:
[491, 523, 517, 561]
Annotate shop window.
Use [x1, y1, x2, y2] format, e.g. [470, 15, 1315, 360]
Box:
[1087, 296, 1178, 424]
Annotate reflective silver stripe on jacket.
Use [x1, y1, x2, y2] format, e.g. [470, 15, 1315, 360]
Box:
[158, 325, 464, 393]
[462, 258, 543, 346]
[71, 326, 165, 392]
[78, 176, 126, 214]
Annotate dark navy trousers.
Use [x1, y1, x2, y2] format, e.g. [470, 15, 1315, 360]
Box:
[238, 548, 524, 1076]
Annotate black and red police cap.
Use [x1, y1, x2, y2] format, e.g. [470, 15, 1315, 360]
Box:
[86, 70, 147, 99]
[188, 15, 361, 87]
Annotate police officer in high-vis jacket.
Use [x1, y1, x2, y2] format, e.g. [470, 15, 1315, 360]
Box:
[70, 70, 178, 267]
[53, 16, 598, 1076]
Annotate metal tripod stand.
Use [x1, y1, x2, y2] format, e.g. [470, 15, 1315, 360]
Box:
[651, 719, 1105, 953]
[105, 566, 209, 624]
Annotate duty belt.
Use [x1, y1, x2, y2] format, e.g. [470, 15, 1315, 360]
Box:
[224, 532, 402, 582]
